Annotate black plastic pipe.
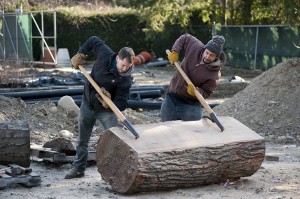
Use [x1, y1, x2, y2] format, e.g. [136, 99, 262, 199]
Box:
[1, 89, 164, 101]
[20, 95, 82, 102]
[0, 88, 84, 99]
[130, 85, 167, 93]
[0, 85, 167, 95]
[127, 100, 162, 109]
[0, 86, 79, 93]
[129, 89, 162, 100]
[143, 60, 170, 67]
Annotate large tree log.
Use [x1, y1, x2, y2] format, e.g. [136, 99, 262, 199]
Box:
[96, 116, 265, 194]
[0, 120, 30, 167]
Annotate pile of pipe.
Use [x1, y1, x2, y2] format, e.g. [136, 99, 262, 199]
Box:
[0, 85, 167, 110]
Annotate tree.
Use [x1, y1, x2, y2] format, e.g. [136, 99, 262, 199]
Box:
[251, 0, 300, 25]
[224, 0, 300, 25]
[126, 0, 227, 40]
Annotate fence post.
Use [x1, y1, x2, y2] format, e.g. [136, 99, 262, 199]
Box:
[254, 26, 259, 70]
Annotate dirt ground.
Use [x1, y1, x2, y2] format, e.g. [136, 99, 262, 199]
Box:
[1, 144, 300, 199]
[0, 59, 300, 199]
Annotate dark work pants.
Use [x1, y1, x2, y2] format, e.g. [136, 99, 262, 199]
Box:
[160, 93, 203, 122]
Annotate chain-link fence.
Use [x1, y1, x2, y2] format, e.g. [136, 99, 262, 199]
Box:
[216, 25, 300, 70]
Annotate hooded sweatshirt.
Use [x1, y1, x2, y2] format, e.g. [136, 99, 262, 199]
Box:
[169, 33, 226, 100]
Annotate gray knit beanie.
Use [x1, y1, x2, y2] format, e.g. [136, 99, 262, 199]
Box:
[204, 35, 225, 56]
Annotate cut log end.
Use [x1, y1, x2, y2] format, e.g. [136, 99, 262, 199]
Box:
[96, 131, 139, 193]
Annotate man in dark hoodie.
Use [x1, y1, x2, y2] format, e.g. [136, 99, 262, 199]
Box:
[65, 36, 135, 179]
[161, 33, 226, 122]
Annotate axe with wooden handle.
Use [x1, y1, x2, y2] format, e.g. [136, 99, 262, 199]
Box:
[78, 65, 139, 139]
[166, 50, 224, 131]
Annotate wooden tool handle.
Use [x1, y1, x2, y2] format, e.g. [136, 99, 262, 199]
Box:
[78, 65, 126, 121]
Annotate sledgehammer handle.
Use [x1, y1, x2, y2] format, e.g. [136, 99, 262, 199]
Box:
[166, 50, 224, 131]
[78, 65, 139, 138]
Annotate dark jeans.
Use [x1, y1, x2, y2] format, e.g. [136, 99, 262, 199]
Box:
[73, 100, 118, 172]
[160, 93, 203, 122]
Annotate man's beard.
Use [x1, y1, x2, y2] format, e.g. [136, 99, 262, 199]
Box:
[203, 58, 213, 64]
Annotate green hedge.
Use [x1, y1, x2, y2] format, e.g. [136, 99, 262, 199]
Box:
[32, 11, 151, 60]
[31, 10, 212, 61]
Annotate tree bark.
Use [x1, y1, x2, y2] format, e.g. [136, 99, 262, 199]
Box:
[96, 116, 265, 194]
[0, 120, 30, 167]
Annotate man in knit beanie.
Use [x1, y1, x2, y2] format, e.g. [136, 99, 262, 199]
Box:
[161, 33, 226, 122]
[204, 35, 225, 62]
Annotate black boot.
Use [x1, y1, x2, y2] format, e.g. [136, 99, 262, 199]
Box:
[64, 169, 84, 179]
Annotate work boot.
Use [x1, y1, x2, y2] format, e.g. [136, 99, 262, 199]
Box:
[64, 169, 84, 179]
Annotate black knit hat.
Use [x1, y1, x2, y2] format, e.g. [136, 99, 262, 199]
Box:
[204, 35, 225, 56]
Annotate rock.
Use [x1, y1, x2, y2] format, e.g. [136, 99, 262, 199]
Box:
[49, 106, 58, 113]
[58, 130, 74, 138]
[57, 95, 80, 114]
[43, 137, 75, 151]
[37, 106, 48, 116]
[277, 136, 287, 143]
[67, 109, 78, 118]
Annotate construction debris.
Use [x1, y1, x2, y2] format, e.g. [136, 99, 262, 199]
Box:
[30, 143, 96, 164]
[0, 164, 41, 190]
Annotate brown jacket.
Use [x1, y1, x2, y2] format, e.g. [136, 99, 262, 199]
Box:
[169, 33, 226, 100]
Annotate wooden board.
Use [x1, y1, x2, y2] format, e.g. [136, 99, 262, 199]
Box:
[30, 144, 96, 164]
[96, 116, 265, 194]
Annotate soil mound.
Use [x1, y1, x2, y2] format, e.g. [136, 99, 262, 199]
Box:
[0, 95, 160, 145]
[0, 97, 78, 144]
[214, 58, 300, 144]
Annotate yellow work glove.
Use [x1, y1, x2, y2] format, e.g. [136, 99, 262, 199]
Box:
[95, 87, 111, 109]
[168, 50, 179, 65]
[71, 53, 86, 69]
[187, 84, 199, 97]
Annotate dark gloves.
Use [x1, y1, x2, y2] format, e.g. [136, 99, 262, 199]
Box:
[95, 87, 111, 109]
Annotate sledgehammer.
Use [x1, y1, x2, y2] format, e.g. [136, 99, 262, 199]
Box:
[78, 65, 139, 139]
[166, 50, 224, 131]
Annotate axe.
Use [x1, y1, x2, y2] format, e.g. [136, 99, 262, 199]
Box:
[78, 65, 139, 139]
[166, 50, 224, 131]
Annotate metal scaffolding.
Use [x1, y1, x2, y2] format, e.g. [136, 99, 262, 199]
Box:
[0, 10, 57, 66]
